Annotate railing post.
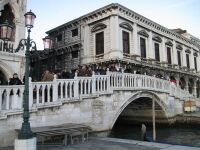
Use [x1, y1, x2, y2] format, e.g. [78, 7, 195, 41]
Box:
[121, 70, 124, 88]
[6, 89, 10, 110]
[92, 71, 96, 94]
[29, 77, 33, 109]
[74, 72, 79, 98]
[53, 75, 58, 102]
[0, 90, 2, 111]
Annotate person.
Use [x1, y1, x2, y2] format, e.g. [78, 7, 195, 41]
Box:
[141, 123, 147, 141]
[61, 69, 70, 79]
[41, 70, 54, 81]
[9, 73, 22, 85]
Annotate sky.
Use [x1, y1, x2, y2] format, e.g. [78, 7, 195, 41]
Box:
[27, 0, 200, 50]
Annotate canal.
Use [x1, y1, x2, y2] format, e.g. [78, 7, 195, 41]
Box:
[109, 122, 200, 147]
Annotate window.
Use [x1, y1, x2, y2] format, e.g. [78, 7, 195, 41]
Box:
[72, 51, 78, 58]
[186, 53, 190, 68]
[167, 47, 172, 64]
[95, 32, 104, 55]
[177, 50, 182, 66]
[56, 34, 62, 42]
[140, 37, 146, 58]
[122, 31, 130, 54]
[154, 43, 160, 61]
[194, 57, 197, 71]
[72, 28, 78, 37]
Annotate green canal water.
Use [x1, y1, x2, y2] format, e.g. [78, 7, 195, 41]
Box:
[109, 123, 200, 147]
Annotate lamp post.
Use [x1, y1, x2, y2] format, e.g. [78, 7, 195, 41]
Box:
[15, 10, 36, 150]
[17, 10, 36, 140]
[0, 20, 13, 51]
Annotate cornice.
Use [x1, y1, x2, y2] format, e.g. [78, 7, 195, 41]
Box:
[46, 3, 200, 51]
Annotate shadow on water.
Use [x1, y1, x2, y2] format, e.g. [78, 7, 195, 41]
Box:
[109, 122, 200, 147]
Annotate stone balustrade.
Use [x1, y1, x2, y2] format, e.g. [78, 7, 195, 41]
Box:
[0, 39, 14, 52]
[0, 72, 193, 114]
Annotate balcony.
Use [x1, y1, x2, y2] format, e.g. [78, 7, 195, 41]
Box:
[0, 39, 14, 53]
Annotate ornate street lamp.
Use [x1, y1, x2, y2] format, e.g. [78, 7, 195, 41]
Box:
[0, 20, 13, 51]
[16, 10, 36, 139]
[43, 35, 54, 71]
[43, 35, 52, 50]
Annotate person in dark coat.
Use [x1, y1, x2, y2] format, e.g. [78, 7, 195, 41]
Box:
[9, 73, 22, 85]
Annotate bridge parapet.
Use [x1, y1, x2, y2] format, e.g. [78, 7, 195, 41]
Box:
[0, 72, 193, 117]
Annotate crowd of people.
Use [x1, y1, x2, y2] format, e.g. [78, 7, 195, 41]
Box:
[4, 64, 180, 86]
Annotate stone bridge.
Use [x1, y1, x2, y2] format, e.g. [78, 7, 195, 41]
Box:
[0, 71, 194, 146]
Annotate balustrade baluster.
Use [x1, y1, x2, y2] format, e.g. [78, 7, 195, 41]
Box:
[0, 90, 2, 111]
[36, 86, 39, 104]
[6, 89, 10, 110]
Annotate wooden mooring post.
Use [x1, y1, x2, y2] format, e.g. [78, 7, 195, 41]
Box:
[152, 96, 156, 141]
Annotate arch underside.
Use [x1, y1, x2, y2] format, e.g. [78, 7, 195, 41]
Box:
[0, 61, 13, 80]
[111, 91, 170, 129]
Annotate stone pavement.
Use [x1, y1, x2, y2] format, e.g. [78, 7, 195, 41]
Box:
[1, 137, 200, 150]
[36, 137, 200, 150]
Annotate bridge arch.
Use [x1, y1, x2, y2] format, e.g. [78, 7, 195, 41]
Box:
[110, 91, 169, 129]
[0, 61, 13, 81]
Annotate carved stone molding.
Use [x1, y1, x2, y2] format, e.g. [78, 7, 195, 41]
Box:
[165, 40, 173, 46]
[152, 35, 162, 43]
[138, 30, 149, 37]
[119, 22, 133, 31]
[91, 23, 107, 32]
[176, 44, 183, 50]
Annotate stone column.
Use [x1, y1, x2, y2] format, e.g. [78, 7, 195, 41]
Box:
[172, 40, 177, 65]
[0, 90, 2, 111]
[29, 77, 33, 108]
[148, 31, 153, 59]
[133, 23, 139, 55]
[161, 37, 166, 62]
[182, 45, 186, 67]
[193, 79, 197, 97]
[83, 25, 90, 63]
[197, 55, 200, 72]
[190, 49, 195, 70]
[110, 15, 122, 59]
[175, 75, 180, 87]
[185, 77, 189, 91]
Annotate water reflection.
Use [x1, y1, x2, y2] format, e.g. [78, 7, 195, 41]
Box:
[109, 123, 200, 147]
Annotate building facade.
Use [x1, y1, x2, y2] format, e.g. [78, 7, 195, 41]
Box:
[0, 0, 27, 84]
[35, 3, 200, 98]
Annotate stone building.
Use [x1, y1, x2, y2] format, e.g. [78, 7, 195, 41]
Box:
[34, 3, 200, 97]
[0, 0, 26, 84]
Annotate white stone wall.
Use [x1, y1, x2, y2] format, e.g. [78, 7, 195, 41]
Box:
[0, 89, 182, 147]
[80, 4, 200, 73]
[0, 0, 26, 80]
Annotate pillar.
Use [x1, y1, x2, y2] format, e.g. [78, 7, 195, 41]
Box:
[110, 15, 122, 59]
[0, 90, 2, 111]
[148, 31, 153, 59]
[53, 75, 58, 102]
[161, 37, 166, 63]
[185, 77, 189, 91]
[172, 40, 177, 65]
[193, 80, 197, 97]
[190, 49, 195, 70]
[83, 25, 90, 63]
[182, 45, 186, 67]
[133, 23, 139, 56]
[175, 75, 180, 87]
[29, 77, 33, 108]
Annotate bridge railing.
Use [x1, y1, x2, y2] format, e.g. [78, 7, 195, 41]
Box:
[109, 72, 170, 93]
[0, 85, 24, 111]
[0, 71, 193, 113]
